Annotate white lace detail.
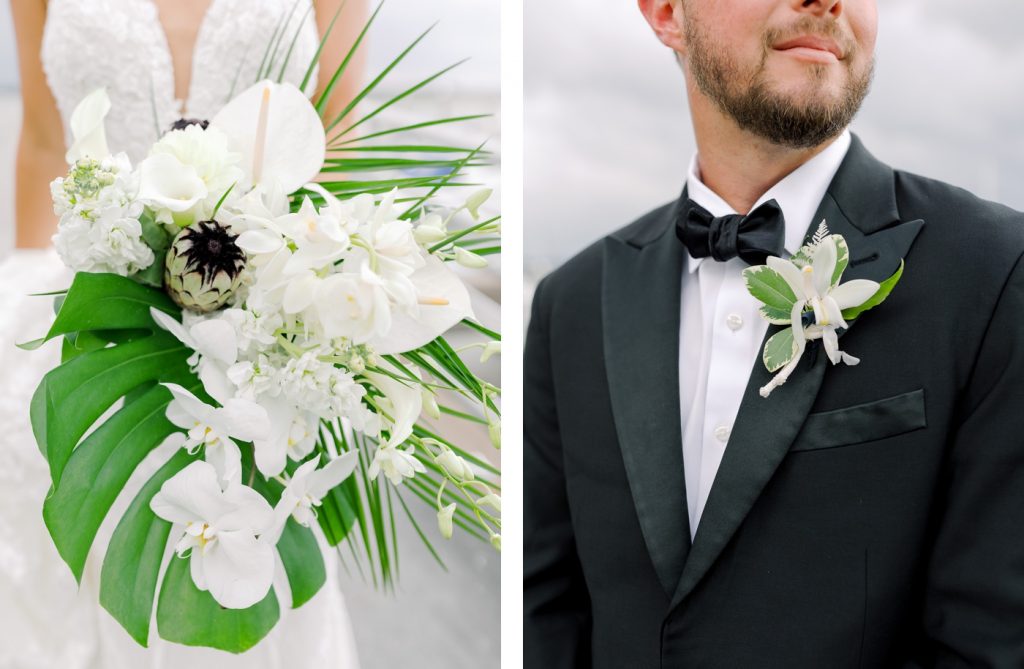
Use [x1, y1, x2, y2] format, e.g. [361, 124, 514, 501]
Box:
[41, 0, 320, 164]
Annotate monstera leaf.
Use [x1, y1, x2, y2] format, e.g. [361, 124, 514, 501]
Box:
[28, 273, 326, 652]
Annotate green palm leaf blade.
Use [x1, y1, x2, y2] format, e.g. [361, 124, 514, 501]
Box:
[46, 272, 178, 337]
[317, 478, 360, 546]
[156, 551, 281, 654]
[99, 448, 196, 647]
[42, 381, 195, 583]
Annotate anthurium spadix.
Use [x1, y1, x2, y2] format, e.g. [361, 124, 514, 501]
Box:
[163, 383, 271, 484]
[150, 460, 275, 609]
[65, 87, 111, 163]
[742, 228, 904, 398]
[211, 80, 326, 194]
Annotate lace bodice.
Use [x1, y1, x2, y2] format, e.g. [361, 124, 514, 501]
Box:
[41, 0, 320, 164]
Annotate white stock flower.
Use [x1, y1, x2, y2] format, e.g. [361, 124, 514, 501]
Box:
[150, 460, 275, 609]
[265, 452, 360, 543]
[163, 383, 270, 484]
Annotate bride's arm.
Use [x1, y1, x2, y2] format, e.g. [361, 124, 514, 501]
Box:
[11, 0, 66, 249]
[313, 0, 368, 133]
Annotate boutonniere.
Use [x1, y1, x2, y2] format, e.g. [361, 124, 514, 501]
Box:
[742, 222, 904, 398]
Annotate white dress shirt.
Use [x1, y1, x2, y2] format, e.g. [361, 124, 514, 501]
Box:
[679, 131, 852, 541]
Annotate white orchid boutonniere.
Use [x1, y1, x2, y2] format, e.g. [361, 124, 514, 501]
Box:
[742, 222, 904, 398]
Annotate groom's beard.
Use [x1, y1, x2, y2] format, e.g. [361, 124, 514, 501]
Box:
[685, 16, 874, 149]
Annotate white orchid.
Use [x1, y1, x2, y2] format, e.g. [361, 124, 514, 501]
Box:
[163, 383, 270, 484]
[150, 460, 275, 609]
[265, 452, 360, 543]
[368, 443, 427, 486]
[150, 308, 239, 404]
[745, 231, 901, 398]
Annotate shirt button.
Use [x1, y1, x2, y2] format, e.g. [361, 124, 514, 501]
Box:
[725, 313, 744, 331]
[713, 424, 731, 443]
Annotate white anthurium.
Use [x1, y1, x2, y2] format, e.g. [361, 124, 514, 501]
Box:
[758, 236, 881, 397]
[136, 152, 209, 226]
[211, 80, 326, 194]
[163, 383, 271, 484]
[150, 460, 275, 609]
[372, 254, 474, 355]
[65, 87, 111, 163]
[150, 308, 239, 404]
[265, 452, 360, 543]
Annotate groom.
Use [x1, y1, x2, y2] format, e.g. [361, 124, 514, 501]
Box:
[524, 0, 1024, 667]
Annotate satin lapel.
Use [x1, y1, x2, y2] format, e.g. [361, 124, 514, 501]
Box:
[602, 202, 690, 597]
[669, 135, 926, 610]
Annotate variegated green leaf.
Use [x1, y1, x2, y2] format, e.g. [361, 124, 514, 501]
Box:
[763, 327, 798, 373]
[743, 265, 798, 312]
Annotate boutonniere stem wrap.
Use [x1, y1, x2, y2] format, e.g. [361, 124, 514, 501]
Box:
[742, 224, 904, 398]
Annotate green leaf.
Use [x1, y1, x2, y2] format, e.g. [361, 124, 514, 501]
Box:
[743, 265, 798, 312]
[831, 235, 850, 286]
[44, 272, 178, 342]
[763, 327, 798, 373]
[99, 448, 195, 647]
[156, 552, 281, 654]
[841, 260, 905, 321]
[43, 382, 192, 582]
[758, 304, 793, 325]
[34, 333, 190, 487]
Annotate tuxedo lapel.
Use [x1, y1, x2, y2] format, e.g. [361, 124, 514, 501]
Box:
[669, 135, 926, 610]
[602, 197, 690, 597]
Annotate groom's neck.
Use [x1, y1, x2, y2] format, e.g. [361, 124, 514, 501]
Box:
[688, 89, 838, 215]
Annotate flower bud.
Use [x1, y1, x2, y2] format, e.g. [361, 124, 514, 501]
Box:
[477, 493, 501, 514]
[488, 417, 501, 449]
[480, 341, 501, 363]
[422, 389, 441, 419]
[413, 224, 447, 245]
[436, 449, 474, 481]
[464, 188, 492, 220]
[454, 246, 488, 269]
[437, 503, 456, 540]
[489, 533, 502, 552]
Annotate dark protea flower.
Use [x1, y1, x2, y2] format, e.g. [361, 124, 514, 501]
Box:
[169, 118, 211, 132]
[164, 220, 246, 313]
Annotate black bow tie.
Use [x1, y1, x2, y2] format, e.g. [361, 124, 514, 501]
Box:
[675, 198, 786, 266]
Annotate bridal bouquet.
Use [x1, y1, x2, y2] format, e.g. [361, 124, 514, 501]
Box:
[24, 11, 500, 653]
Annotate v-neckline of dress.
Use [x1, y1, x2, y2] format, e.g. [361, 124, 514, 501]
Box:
[142, 0, 222, 117]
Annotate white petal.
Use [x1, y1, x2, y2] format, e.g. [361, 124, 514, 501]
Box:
[282, 272, 318, 314]
[190, 551, 207, 591]
[307, 451, 359, 501]
[253, 397, 297, 478]
[205, 438, 243, 485]
[189, 318, 238, 366]
[198, 361, 234, 406]
[163, 383, 214, 423]
[253, 431, 287, 479]
[365, 361, 423, 448]
[66, 88, 111, 163]
[137, 153, 208, 212]
[218, 398, 271, 442]
[219, 482, 275, 532]
[236, 229, 284, 255]
[150, 307, 194, 348]
[822, 326, 841, 365]
[165, 398, 196, 430]
[830, 279, 880, 310]
[812, 238, 837, 297]
[372, 255, 475, 355]
[211, 80, 326, 193]
[201, 530, 275, 609]
[766, 256, 806, 300]
[150, 460, 228, 524]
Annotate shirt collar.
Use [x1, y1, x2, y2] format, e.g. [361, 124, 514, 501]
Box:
[684, 130, 852, 274]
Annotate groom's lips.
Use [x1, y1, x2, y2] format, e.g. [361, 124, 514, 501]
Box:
[773, 35, 844, 63]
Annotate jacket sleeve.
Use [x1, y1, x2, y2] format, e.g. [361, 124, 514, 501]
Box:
[912, 252, 1024, 667]
[524, 276, 592, 668]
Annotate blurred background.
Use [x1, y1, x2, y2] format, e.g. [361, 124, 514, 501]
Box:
[525, 0, 1024, 303]
[0, 1, 499, 668]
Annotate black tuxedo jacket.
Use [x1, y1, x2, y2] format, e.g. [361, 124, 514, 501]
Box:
[524, 135, 1024, 668]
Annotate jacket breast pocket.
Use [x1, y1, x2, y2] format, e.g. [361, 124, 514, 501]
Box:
[790, 388, 927, 452]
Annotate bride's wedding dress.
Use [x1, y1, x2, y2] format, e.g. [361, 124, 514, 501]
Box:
[0, 1, 360, 666]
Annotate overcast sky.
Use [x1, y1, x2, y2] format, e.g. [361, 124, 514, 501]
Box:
[525, 1, 1024, 270]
